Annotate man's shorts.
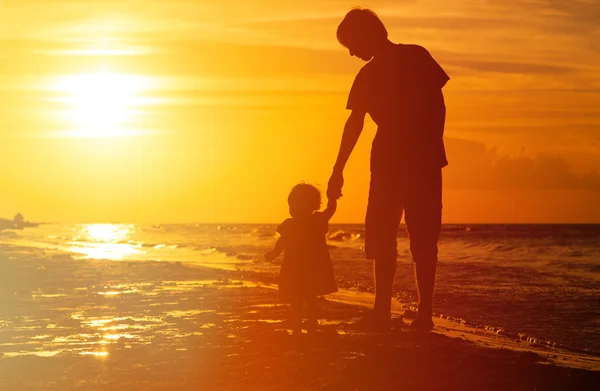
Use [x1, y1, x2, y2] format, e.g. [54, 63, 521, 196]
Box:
[364, 169, 442, 263]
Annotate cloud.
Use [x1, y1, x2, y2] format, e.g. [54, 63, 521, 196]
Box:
[2, 0, 598, 81]
[444, 138, 600, 191]
[0, 36, 360, 77]
[441, 57, 577, 74]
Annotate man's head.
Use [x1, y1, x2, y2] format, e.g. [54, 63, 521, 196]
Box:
[337, 8, 388, 61]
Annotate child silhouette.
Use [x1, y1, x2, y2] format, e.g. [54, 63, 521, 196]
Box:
[265, 184, 338, 335]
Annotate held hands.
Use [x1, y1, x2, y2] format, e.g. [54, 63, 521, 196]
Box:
[327, 170, 344, 200]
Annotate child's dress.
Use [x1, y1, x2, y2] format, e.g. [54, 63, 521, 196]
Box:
[277, 212, 338, 302]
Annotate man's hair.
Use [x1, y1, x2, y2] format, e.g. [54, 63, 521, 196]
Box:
[288, 183, 321, 212]
[337, 8, 388, 48]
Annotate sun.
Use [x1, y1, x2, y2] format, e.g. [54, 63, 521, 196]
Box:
[55, 71, 152, 137]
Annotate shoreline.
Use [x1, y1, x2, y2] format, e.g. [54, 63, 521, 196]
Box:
[222, 265, 600, 371]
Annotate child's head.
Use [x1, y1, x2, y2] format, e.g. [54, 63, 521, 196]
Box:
[288, 183, 321, 218]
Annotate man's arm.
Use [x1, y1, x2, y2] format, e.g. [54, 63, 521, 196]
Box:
[333, 110, 366, 172]
[328, 110, 366, 199]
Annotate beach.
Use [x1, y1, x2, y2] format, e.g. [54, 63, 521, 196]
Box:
[0, 233, 599, 390]
[3, 223, 599, 352]
[3, 1, 600, 389]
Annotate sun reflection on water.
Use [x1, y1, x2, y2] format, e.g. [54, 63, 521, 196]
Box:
[68, 224, 142, 260]
[86, 224, 130, 242]
[79, 351, 109, 357]
[0, 276, 270, 361]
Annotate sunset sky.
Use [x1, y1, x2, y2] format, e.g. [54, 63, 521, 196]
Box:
[1, 0, 599, 224]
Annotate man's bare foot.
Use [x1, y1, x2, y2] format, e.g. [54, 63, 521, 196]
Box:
[409, 316, 434, 331]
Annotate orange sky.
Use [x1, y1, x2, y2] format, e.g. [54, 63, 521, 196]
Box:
[1, 0, 599, 223]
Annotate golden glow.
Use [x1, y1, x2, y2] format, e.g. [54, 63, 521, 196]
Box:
[1, 1, 599, 223]
[53, 72, 153, 138]
[40, 49, 141, 56]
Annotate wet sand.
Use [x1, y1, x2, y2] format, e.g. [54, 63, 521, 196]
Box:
[0, 252, 598, 390]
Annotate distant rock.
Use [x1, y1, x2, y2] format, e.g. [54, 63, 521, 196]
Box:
[0, 213, 39, 230]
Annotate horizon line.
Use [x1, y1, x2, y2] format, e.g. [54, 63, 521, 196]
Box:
[22, 221, 600, 226]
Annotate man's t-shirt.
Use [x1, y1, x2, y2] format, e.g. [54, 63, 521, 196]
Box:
[347, 44, 449, 175]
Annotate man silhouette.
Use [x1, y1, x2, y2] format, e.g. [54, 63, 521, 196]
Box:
[328, 8, 449, 331]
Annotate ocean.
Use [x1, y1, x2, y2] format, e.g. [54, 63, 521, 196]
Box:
[1, 223, 599, 356]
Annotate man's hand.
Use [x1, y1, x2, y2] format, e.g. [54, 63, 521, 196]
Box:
[327, 170, 344, 200]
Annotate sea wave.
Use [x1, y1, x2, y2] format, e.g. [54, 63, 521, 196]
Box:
[327, 230, 363, 242]
[250, 227, 277, 238]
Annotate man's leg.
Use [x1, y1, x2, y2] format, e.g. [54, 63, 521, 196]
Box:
[414, 260, 437, 318]
[373, 255, 397, 315]
[364, 174, 402, 323]
[405, 169, 442, 330]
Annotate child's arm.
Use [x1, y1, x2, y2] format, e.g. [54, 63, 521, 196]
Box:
[320, 198, 337, 222]
[264, 236, 285, 262]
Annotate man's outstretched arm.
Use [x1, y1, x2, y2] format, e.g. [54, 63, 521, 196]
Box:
[328, 110, 366, 199]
